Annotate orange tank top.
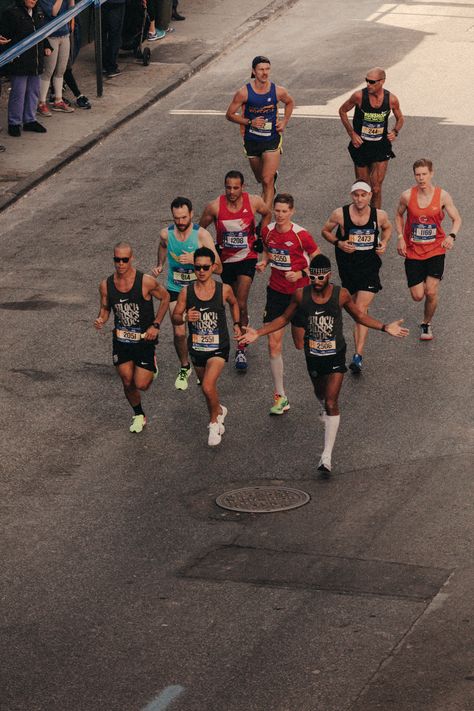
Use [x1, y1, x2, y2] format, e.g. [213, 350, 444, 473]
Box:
[404, 186, 446, 260]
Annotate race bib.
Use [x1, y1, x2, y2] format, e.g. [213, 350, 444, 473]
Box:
[116, 327, 142, 343]
[223, 231, 249, 249]
[249, 120, 273, 138]
[192, 332, 220, 351]
[361, 121, 384, 141]
[349, 229, 376, 250]
[269, 247, 291, 271]
[411, 223, 437, 244]
[173, 267, 196, 286]
[309, 338, 336, 356]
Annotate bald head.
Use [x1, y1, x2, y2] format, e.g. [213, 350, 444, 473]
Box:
[114, 241, 133, 255]
[366, 67, 386, 81]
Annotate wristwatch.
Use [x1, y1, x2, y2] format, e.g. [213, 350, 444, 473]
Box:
[448, 233, 456, 240]
[152, 322, 160, 329]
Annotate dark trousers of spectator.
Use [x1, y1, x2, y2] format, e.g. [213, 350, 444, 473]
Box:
[101, 2, 125, 73]
[173, 0, 178, 9]
[8, 75, 40, 126]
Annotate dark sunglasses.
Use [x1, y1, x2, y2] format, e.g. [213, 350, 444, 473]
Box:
[194, 264, 212, 272]
[365, 78, 381, 85]
[114, 256, 130, 263]
[309, 272, 330, 281]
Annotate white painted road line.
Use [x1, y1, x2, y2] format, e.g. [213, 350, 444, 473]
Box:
[142, 685, 185, 711]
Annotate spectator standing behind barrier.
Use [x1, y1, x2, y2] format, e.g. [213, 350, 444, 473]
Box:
[38, 0, 75, 115]
[101, 0, 125, 78]
[0, 0, 52, 137]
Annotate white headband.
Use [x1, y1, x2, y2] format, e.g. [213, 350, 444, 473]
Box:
[351, 181, 372, 193]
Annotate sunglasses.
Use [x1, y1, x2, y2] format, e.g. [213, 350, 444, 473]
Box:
[309, 272, 330, 281]
[194, 264, 212, 272]
[114, 256, 130, 263]
[365, 78, 381, 85]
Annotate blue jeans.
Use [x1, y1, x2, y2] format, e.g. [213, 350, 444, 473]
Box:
[101, 2, 125, 73]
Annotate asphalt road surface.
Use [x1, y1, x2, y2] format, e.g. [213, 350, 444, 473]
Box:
[1, 1, 474, 710]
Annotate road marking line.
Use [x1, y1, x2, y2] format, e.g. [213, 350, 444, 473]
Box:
[142, 685, 185, 711]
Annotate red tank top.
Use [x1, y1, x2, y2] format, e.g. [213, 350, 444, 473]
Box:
[215, 192, 257, 263]
[404, 186, 446, 260]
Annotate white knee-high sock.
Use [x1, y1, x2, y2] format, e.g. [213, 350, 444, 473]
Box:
[323, 415, 340, 459]
[270, 355, 285, 396]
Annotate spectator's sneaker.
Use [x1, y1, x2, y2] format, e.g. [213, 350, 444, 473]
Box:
[129, 414, 146, 433]
[147, 29, 166, 40]
[349, 353, 363, 374]
[175, 365, 191, 390]
[208, 422, 224, 446]
[37, 102, 52, 117]
[23, 121, 47, 133]
[317, 455, 331, 474]
[172, 10, 185, 20]
[75, 95, 91, 109]
[8, 125, 21, 137]
[234, 349, 248, 371]
[269, 394, 290, 415]
[106, 68, 122, 78]
[217, 405, 227, 427]
[52, 100, 74, 113]
[420, 323, 433, 341]
[0, 145, 6, 153]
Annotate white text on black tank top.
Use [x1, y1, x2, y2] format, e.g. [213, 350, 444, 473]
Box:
[115, 301, 139, 327]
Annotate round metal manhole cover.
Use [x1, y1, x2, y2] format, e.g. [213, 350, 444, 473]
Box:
[215, 486, 310, 513]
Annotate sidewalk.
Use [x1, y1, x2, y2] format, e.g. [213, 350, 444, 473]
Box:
[0, 0, 297, 210]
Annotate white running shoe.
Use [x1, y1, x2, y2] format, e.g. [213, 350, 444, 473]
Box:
[208, 422, 224, 446]
[317, 455, 331, 474]
[217, 405, 227, 426]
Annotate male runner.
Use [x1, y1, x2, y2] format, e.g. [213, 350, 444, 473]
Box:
[225, 56, 294, 208]
[153, 197, 221, 390]
[172, 247, 241, 447]
[338, 67, 404, 208]
[94, 242, 169, 433]
[200, 170, 271, 371]
[395, 158, 461, 340]
[240, 254, 408, 473]
[321, 180, 392, 373]
[258, 192, 319, 414]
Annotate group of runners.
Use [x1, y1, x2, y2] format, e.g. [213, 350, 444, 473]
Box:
[94, 57, 462, 473]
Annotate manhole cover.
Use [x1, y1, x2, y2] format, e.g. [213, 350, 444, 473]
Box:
[215, 486, 310, 513]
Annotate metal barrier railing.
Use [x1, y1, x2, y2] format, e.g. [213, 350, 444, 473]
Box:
[0, 0, 106, 94]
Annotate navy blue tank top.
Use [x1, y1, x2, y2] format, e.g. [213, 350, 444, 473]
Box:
[244, 81, 278, 142]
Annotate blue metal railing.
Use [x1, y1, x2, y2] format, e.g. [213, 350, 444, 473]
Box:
[0, 0, 105, 69]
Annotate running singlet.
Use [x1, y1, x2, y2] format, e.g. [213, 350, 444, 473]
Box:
[215, 192, 257, 263]
[404, 186, 446, 260]
[336, 204, 381, 269]
[353, 88, 391, 143]
[299, 284, 345, 357]
[107, 270, 155, 344]
[262, 222, 317, 295]
[186, 281, 229, 354]
[244, 81, 278, 141]
[167, 223, 199, 292]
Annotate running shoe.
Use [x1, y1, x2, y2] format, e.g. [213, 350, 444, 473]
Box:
[130, 414, 146, 433]
[175, 365, 191, 390]
[234, 349, 248, 371]
[37, 102, 52, 117]
[420, 323, 433, 341]
[349, 353, 363, 374]
[208, 421, 224, 446]
[317, 455, 331, 474]
[52, 100, 74, 113]
[217, 404, 227, 427]
[269, 394, 290, 415]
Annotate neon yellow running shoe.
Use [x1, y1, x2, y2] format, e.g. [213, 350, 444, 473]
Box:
[175, 365, 191, 390]
[269, 394, 290, 416]
[130, 414, 147, 433]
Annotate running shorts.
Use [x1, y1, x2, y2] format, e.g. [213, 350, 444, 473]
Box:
[348, 139, 395, 168]
[168, 289, 180, 303]
[221, 258, 257, 285]
[244, 134, 282, 158]
[263, 286, 307, 328]
[112, 339, 157, 372]
[190, 347, 230, 368]
[305, 348, 347, 378]
[404, 254, 445, 288]
[337, 264, 382, 295]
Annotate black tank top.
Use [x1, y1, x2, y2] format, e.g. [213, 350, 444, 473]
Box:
[336, 204, 381, 272]
[353, 88, 391, 142]
[299, 284, 345, 357]
[106, 270, 155, 343]
[186, 281, 229, 353]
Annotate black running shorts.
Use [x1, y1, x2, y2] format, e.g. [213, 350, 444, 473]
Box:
[337, 263, 382, 295]
[404, 254, 445, 288]
[263, 286, 307, 328]
[348, 139, 395, 168]
[244, 134, 282, 158]
[190, 348, 230, 368]
[112, 339, 157, 372]
[305, 348, 347, 378]
[221, 258, 257, 285]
